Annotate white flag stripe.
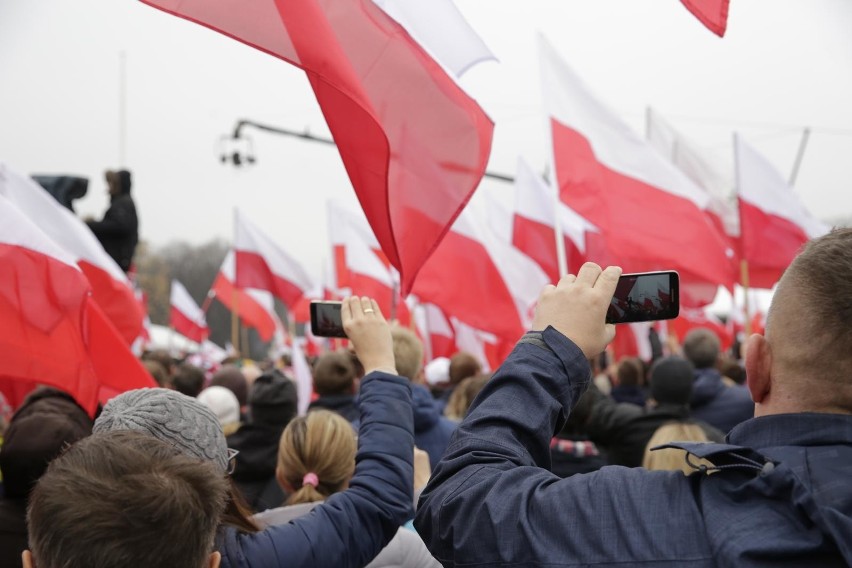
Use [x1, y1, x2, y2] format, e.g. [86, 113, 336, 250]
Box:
[170, 280, 207, 327]
[0, 191, 81, 269]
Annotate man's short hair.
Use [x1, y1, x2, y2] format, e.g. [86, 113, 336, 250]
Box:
[391, 325, 424, 381]
[682, 329, 721, 369]
[448, 352, 482, 386]
[771, 228, 852, 387]
[27, 430, 227, 568]
[650, 357, 695, 405]
[313, 351, 357, 396]
[171, 362, 206, 398]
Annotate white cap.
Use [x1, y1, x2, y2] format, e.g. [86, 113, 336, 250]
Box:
[197, 386, 240, 427]
[424, 357, 451, 386]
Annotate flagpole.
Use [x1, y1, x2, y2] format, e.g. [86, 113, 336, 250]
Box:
[740, 260, 752, 337]
[118, 50, 127, 167]
[789, 127, 811, 187]
[733, 133, 751, 338]
[549, 170, 569, 279]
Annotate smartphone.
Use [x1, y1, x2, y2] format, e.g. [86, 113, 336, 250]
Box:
[606, 271, 679, 324]
[310, 301, 347, 338]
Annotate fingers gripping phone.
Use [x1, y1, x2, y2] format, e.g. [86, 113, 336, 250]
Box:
[606, 271, 679, 324]
[310, 301, 347, 338]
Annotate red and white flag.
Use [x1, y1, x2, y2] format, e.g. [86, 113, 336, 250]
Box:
[669, 307, 733, 351]
[414, 303, 457, 362]
[327, 202, 410, 323]
[680, 0, 730, 37]
[170, 280, 209, 343]
[735, 134, 830, 289]
[510, 158, 599, 283]
[140, 0, 494, 294]
[234, 209, 314, 309]
[210, 250, 278, 342]
[0, 193, 154, 415]
[413, 201, 549, 340]
[0, 163, 144, 344]
[540, 36, 735, 298]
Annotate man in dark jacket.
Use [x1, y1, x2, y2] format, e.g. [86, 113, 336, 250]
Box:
[585, 356, 723, 467]
[416, 231, 852, 566]
[309, 351, 360, 422]
[86, 169, 138, 272]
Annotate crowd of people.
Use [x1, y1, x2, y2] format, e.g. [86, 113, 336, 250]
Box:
[0, 230, 850, 566]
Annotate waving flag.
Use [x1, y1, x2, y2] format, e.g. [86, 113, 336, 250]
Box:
[234, 209, 314, 309]
[680, 0, 730, 37]
[210, 251, 278, 342]
[735, 134, 830, 289]
[540, 36, 735, 298]
[170, 280, 209, 343]
[0, 163, 143, 344]
[140, 0, 494, 294]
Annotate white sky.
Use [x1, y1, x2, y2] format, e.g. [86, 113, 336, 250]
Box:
[2, 0, 851, 287]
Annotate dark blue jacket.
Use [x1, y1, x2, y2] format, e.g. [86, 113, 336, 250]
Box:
[410, 384, 456, 469]
[218, 372, 414, 568]
[691, 367, 754, 433]
[415, 327, 852, 566]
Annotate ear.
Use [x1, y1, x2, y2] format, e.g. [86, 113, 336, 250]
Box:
[209, 551, 221, 568]
[744, 334, 772, 405]
[22, 551, 34, 568]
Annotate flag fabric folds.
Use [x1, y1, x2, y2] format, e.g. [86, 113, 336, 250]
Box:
[680, 0, 730, 37]
[170, 280, 209, 343]
[211, 251, 278, 342]
[234, 209, 314, 309]
[540, 36, 735, 299]
[140, 0, 494, 294]
[735, 134, 830, 289]
[0, 163, 144, 344]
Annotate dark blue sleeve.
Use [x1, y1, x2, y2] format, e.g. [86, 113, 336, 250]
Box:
[225, 372, 414, 568]
[414, 327, 713, 566]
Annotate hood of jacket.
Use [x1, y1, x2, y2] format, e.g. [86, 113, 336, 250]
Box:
[411, 384, 441, 432]
[690, 367, 724, 407]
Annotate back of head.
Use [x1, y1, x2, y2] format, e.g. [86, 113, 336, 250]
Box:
[197, 386, 241, 434]
[391, 325, 424, 381]
[444, 374, 490, 420]
[683, 328, 721, 369]
[649, 357, 695, 406]
[0, 388, 93, 499]
[448, 352, 482, 386]
[172, 362, 206, 398]
[642, 422, 710, 475]
[93, 387, 230, 473]
[142, 359, 169, 387]
[312, 351, 356, 396]
[277, 410, 357, 505]
[616, 357, 644, 387]
[210, 366, 249, 407]
[249, 370, 298, 428]
[766, 228, 852, 408]
[27, 430, 226, 568]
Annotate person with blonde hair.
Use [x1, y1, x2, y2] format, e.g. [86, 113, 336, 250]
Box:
[641, 422, 711, 475]
[254, 410, 440, 568]
[444, 374, 489, 421]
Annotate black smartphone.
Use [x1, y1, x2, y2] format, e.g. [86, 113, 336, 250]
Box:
[310, 301, 346, 338]
[606, 271, 679, 324]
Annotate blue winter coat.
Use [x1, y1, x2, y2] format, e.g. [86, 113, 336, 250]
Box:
[410, 384, 457, 469]
[218, 372, 414, 568]
[691, 367, 754, 433]
[415, 327, 852, 566]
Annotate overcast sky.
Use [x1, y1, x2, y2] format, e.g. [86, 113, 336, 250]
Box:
[2, 0, 851, 285]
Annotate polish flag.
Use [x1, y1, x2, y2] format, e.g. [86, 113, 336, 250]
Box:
[413, 202, 550, 340]
[735, 134, 830, 289]
[414, 303, 458, 362]
[510, 158, 599, 282]
[680, 0, 730, 37]
[210, 251, 278, 342]
[140, 0, 494, 294]
[540, 37, 736, 297]
[170, 280, 209, 343]
[451, 317, 512, 372]
[327, 202, 410, 324]
[610, 322, 654, 362]
[646, 108, 738, 239]
[0, 163, 144, 344]
[234, 209, 314, 309]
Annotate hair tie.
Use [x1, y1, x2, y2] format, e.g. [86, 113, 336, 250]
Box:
[302, 472, 319, 488]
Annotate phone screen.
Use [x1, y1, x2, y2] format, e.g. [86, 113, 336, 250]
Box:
[310, 301, 346, 338]
[606, 271, 679, 324]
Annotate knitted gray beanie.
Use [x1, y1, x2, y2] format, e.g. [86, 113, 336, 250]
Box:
[94, 388, 229, 472]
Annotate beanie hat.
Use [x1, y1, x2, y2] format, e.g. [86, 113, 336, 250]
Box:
[249, 371, 298, 428]
[94, 388, 229, 472]
[197, 386, 241, 427]
[650, 357, 695, 406]
[0, 388, 93, 498]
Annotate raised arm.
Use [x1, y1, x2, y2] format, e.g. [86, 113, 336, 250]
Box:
[226, 296, 414, 568]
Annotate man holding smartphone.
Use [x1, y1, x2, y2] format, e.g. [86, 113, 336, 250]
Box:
[415, 230, 852, 566]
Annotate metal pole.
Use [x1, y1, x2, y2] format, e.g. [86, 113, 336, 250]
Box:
[119, 51, 127, 167]
[789, 127, 811, 187]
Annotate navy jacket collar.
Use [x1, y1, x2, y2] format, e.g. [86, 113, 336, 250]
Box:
[728, 413, 852, 449]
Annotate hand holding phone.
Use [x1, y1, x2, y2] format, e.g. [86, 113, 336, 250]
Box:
[605, 271, 679, 324]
